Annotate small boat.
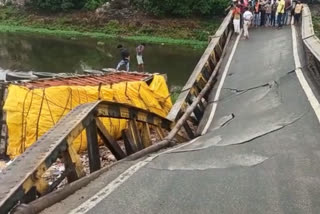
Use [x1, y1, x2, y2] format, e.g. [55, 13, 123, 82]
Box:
[32, 72, 57, 79]
[6, 72, 38, 82]
[83, 69, 104, 75]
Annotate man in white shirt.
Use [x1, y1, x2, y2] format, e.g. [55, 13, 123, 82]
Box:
[243, 7, 253, 39]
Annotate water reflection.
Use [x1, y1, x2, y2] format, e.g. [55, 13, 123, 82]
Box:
[0, 32, 203, 86]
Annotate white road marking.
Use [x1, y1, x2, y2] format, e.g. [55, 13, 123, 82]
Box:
[291, 25, 320, 122]
[201, 31, 242, 135]
[69, 137, 200, 214]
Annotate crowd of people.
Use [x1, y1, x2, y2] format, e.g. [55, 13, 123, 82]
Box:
[115, 1, 304, 71]
[232, 0, 304, 39]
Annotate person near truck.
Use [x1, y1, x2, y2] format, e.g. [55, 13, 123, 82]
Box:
[136, 43, 146, 72]
[116, 44, 130, 72]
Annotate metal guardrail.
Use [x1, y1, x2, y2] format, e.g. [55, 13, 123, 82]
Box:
[0, 10, 234, 213]
[301, 4, 320, 85]
[0, 101, 173, 213]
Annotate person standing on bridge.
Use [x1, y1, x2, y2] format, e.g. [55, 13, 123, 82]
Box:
[253, 0, 260, 27]
[136, 43, 146, 72]
[282, 0, 292, 25]
[260, 0, 267, 26]
[271, 1, 278, 27]
[277, 0, 285, 28]
[294, 1, 303, 24]
[265, 1, 272, 26]
[116, 44, 130, 72]
[243, 7, 253, 39]
[232, 4, 241, 34]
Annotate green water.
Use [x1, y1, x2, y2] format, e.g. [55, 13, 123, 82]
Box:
[0, 32, 204, 87]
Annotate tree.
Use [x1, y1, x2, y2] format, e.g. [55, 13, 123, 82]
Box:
[133, 0, 229, 17]
[30, 0, 86, 11]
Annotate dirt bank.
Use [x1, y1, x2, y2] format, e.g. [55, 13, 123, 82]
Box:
[0, 6, 222, 47]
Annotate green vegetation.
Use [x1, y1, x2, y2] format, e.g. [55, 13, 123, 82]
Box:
[28, 0, 229, 16]
[313, 16, 320, 38]
[29, 0, 107, 11]
[170, 87, 182, 104]
[133, 0, 229, 17]
[170, 92, 181, 104]
[0, 6, 221, 48]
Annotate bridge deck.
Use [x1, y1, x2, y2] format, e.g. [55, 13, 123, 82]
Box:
[42, 27, 320, 214]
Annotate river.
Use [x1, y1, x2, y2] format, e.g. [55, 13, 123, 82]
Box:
[0, 32, 204, 88]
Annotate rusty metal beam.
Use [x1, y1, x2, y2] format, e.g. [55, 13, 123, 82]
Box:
[155, 127, 165, 140]
[62, 150, 81, 183]
[128, 120, 143, 150]
[96, 118, 126, 160]
[96, 102, 172, 130]
[183, 122, 195, 139]
[140, 123, 152, 148]
[86, 119, 101, 173]
[122, 129, 137, 155]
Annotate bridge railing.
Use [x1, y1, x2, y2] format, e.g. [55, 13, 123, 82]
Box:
[166, 10, 233, 137]
[301, 4, 320, 86]
[0, 101, 173, 214]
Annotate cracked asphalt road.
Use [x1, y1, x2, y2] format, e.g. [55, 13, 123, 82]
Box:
[43, 28, 320, 214]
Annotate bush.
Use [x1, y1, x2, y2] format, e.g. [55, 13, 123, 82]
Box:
[30, 0, 87, 11]
[84, 0, 108, 10]
[133, 0, 229, 17]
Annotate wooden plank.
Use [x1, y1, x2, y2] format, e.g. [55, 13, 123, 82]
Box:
[86, 120, 101, 173]
[96, 118, 126, 160]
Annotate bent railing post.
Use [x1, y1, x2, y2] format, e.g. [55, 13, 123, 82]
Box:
[166, 10, 234, 138]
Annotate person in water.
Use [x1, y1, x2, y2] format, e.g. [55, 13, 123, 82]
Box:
[116, 44, 130, 72]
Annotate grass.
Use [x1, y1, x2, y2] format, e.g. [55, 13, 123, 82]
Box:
[0, 6, 221, 48]
[0, 24, 207, 47]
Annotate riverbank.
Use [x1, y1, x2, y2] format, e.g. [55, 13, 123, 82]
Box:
[0, 6, 222, 48]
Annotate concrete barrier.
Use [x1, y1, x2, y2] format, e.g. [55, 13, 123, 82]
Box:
[301, 4, 320, 86]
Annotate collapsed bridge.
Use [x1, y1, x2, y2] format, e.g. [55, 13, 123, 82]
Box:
[1, 4, 320, 214]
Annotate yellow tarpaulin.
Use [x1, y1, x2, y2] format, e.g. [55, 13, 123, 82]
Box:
[4, 74, 172, 158]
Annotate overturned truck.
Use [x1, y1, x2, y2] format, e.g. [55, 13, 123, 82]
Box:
[0, 72, 172, 159]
